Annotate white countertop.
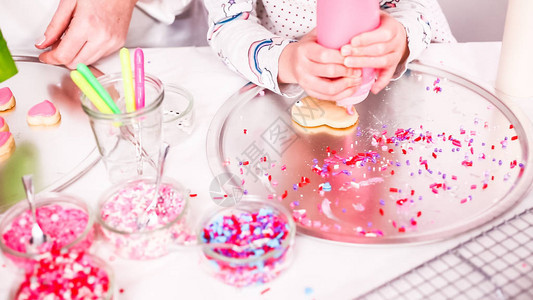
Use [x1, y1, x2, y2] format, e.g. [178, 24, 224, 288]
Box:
[1, 42, 532, 299]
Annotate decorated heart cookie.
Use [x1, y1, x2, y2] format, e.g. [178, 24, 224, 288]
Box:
[0, 116, 8, 132]
[0, 87, 16, 111]
[27, 100, 61, 126]
[0, 131, 15, 158]
[291, 96, 359, 129]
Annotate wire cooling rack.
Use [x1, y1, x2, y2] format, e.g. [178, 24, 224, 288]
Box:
[358, 208, 533, 300]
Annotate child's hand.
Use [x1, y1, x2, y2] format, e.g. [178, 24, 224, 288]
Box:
[278, 29, 362, 101]
[341, 11, 409, 94]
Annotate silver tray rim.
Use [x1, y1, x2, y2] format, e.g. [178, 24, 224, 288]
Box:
[7, 55, 101, 193]
[206, 62, 533, 245]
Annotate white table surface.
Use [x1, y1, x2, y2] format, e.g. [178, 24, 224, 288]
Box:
[1, 42, 532, 300]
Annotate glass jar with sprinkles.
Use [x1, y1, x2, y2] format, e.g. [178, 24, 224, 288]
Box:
[12, 250, 114, 300]
[0, 193, 95, 272]
[97, 177, 194, 260]
[198, 201, 295, 287]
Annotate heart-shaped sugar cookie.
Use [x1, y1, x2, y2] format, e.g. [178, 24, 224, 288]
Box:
[291, 96, 359, 129]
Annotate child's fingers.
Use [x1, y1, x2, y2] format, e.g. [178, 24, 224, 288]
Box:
[301, 75, 361, 100]
[343, 52, 398, 68]
[341, 42, 395, 57]
[349, 28, 394, 48]
[308, 61, 362, 79]
[371, 67, 395, 94]
[306, 43, 346, 64]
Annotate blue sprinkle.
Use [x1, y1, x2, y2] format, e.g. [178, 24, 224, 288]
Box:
[342, 208, 347, 213]
[379, 199, 385, 205]
[293, 201, 300, 206]
[305, 287, 314, 295]
[322, 182, 332, 192]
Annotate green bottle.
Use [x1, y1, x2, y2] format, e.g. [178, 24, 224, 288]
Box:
[0, 29, 18, 82]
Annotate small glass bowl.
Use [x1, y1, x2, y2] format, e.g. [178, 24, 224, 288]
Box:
[0, 193, 95, 272]
[11, 252, 114, 300]
[97, 177, 192, 260]
[198, 201, 296, 287]
[162, 84, 194, 145]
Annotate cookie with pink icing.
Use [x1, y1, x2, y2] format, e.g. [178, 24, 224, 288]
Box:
[0, 87, 16, 111]
[0, 131, 15, 159]
[27, 100, 61, 126]
[0, 116, 8, 132]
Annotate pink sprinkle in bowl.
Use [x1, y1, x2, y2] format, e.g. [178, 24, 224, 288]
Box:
[97, 177, 193, 260]
[0, 192, 95, 271]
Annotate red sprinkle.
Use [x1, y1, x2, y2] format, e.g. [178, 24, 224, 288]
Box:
[261, 288, 271, 295]
[511, 136, 518, 141]
[189, 194, 198, 197]
[389, 188, 398, 193]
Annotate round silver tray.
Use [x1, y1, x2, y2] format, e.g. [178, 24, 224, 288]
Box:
[0, 56, 100, 211]
[207, 63, 533, 244]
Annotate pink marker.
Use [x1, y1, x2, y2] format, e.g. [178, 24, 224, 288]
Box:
[317, 0, 380, 112]
[134, 48, 145, 109]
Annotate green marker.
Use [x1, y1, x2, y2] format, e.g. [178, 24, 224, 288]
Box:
[0, 30, 18, 83]
[76, 63, 121, 114]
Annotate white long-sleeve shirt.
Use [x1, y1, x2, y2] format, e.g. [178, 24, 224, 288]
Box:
[204, 0, 456, 96]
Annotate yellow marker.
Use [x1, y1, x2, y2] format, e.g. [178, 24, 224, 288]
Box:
[70, 70, 113, 114]
[120, 48, 136, 112]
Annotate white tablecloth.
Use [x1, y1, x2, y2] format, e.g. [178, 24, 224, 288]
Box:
[1, 43, 532, 299]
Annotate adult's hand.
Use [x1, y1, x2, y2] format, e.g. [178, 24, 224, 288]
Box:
[35, 0, 137, 69]
[278, 29, 362, 101]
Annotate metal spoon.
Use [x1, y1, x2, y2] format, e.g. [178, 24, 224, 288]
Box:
[21, 175, 47, 249]
[137, 143, 170, 230]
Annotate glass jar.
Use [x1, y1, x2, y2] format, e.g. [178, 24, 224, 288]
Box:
[0, 193, 95, 272]
[97, 177, 193, 260]
[198, 201, 295, 287]
[11, 252, 114, 300]
[80, 72, 164, 183]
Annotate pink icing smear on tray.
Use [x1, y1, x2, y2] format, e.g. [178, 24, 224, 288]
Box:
[28, 100, 57, 117]
[0, 131, 12, 146]
[0, 87, 13, 105]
